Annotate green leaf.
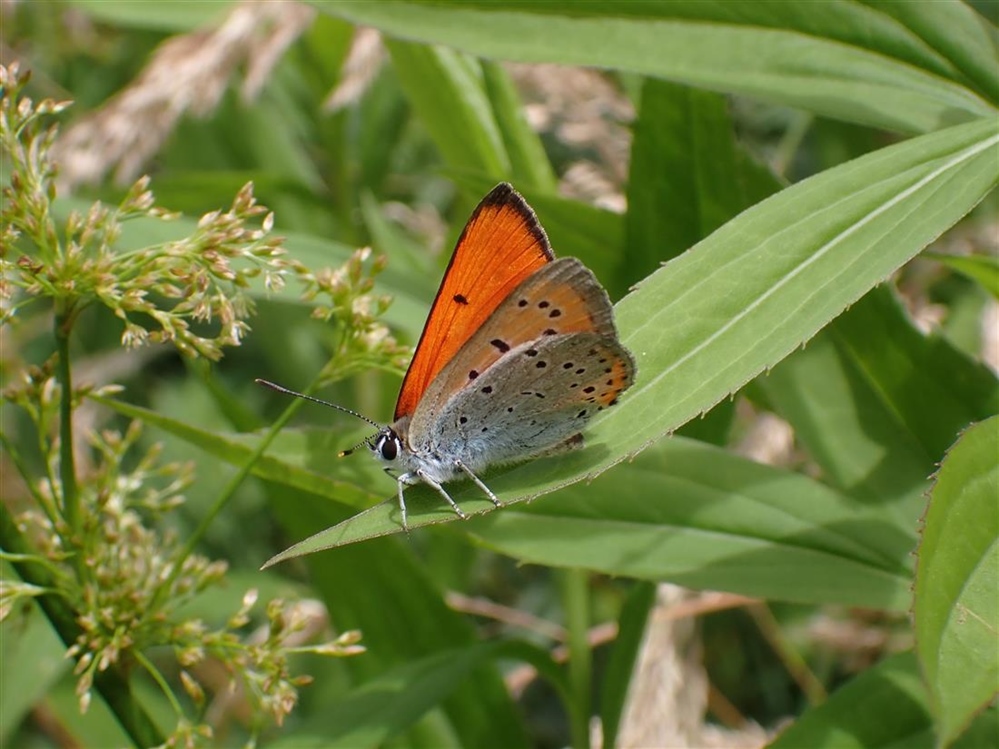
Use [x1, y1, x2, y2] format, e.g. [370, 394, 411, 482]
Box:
[44, 677, 153, 749]
[385, 40, 509, 177]
[317, 0, 997, 134]
[611, 118, 997, 461]
[265, 117, 998, 563]
[0, 594, 72, 745]
[915, 416, 999, 746]
[346, 61, 412, 196]
[267, 438, 914, 610]
[770, 651, 999, 749]
[67, 0, 230, 31]
[926, 251, 999, 299]
[599, 581, 656, 749]
[769, 652, 934, 749]
[272, 644, 503, 748]
[859, 0, 999, 102]
[623, 78, 782, 289]
[481, 60, 559, 192]
[469, 438, 913, 608]
[360, 190, 439, 294]
[240, 85, 328, 192]
[760, 286, 999, 522]
[624, 79, 780, 439]
[954, 708, 999, 749]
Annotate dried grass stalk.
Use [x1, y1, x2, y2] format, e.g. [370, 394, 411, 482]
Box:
[323, 26, 385, 113]
[52, 0, 315, 191]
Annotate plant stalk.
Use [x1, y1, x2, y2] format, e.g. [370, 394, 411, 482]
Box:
[172, 392, 306, 578]
[747, 602, 827, 705]
[54, 308, 80, 538]
[560, 568, 592, 749]
[171, 360, 359, 582]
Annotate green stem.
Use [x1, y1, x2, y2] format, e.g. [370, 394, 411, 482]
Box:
[169, 349, 369, 581]
[747, 602, 827, 705]
[134, 650, 184, 717]
[0, 501, 166, 747]
[54, 308, 80, 537]
[560, 568, 592, 749]
[772, 111, 813, 179]
[170, 388, 308, 581]
[0, 431, 62, 529]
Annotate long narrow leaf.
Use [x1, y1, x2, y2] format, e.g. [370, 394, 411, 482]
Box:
[267, 437, 914, 610]
[860, 0, 999, 102]
[926, 251, 999, 299]
[265, 118, 998, 562]
[318, 1, 996, 134]
[385, 40, 509, 177]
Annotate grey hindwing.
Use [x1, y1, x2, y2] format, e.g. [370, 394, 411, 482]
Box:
[413, 332, 633, 471]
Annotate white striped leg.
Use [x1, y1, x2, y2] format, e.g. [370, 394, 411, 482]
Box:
[454, 459, 502, 509]
[415, 468, 468, 520]
[396, 477, 410, 532]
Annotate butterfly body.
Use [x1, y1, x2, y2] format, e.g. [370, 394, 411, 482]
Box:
[370, 205, 635, 526]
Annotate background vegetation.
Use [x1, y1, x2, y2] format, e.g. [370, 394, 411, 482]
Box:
[2, 1, 997, 748]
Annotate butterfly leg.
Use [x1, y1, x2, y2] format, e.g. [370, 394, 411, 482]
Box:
[454, 459, 503, 509]
[395, 478, 411, 532]
[415, 468, 469, 520]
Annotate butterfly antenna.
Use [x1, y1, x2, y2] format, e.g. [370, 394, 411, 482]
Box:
[338, 436, 371, 458]
[255, 379, 382, 430]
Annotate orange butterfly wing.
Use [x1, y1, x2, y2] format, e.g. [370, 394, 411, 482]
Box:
[394, 183, 554, 420]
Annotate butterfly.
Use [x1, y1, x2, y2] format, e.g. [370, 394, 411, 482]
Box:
[261, 183, 635, 529]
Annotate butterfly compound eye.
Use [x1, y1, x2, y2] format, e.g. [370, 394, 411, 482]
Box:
[378, 434, 398, 461]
